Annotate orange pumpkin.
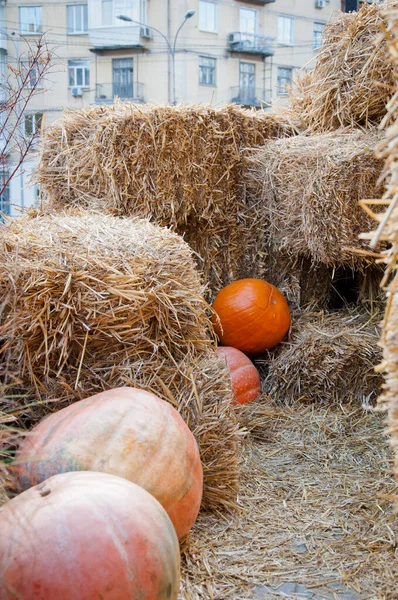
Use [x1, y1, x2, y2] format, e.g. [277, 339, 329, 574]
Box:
[217, 346, 262, 405]
[16, 387, 203, 539]
[212, 278, 291, 356]
[0, 471, 180, 600]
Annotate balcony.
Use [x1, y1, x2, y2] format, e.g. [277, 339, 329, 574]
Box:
[89, 25, 147, 51]
[95, 82, 145, 104]
[236, 0, 275, 3]
[227, 32, 275, 57]
[231, 87, 268, 108]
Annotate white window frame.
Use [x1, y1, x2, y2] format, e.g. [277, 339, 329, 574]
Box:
[313, 22, 324, 49]
[24, 112, 44, 137]
[0, 172, 10, 219]
[20, 6, 42, 35]
[278, 16, 294, 46]
[240, 7, 257, 35]
[67, 4, 88, 35]
[199, 0, 218, 34]
[101, 0, 141, 27]
[199, 56, 216, 86]
[277, 66, 293, 96]
[68, 59, 90, 88]
[22, 62, 43, 89]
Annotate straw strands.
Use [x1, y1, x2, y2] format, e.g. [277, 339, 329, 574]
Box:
[247, 129, 385, 268]
[284, 0, 398, 133]
[0, 211, 240, 511]
[180, 402, 398, 598]
[356, 5, 398, 512]
[267, 309, 382, 405]
[35, 103, 292, 291]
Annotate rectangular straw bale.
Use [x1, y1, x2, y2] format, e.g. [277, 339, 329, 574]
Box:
[0, 211, 240, 511]
[267, 309, 382, 405]
[283, 0, 398, 133]
[247, 129, 384, 269]
[35, 103, 292, 292]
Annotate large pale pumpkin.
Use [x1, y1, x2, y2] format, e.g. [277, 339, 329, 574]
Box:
[212, 278, 291, 355]
[0, 471, 180, 600]
[217, 346, 262, 405]
[16, 387, 203, 539]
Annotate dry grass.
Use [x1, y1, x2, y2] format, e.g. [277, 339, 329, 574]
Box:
[246, 129, 385, 269]
[180, 401, 398, 599]
[267, 309, 382, 406]
[0, 211, 240, 511]
[284, 0, 398, 133]
[35, 103, 292, 292]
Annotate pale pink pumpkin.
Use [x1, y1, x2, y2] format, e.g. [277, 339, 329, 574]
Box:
[0, 471, 180, 600]
[217, 346, 262, 405]
[16, 387, 203, 539]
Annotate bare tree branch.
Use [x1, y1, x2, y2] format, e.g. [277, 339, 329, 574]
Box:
[0, 37, 53, 210]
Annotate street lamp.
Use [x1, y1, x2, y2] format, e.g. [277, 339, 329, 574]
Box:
[117, 10, 196, 105]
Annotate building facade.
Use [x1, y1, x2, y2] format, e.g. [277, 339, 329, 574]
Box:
[1, 0, 349, 214]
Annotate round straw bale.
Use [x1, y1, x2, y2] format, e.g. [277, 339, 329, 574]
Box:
[284, 0, 398, 133]
[0, 211, 240, 512]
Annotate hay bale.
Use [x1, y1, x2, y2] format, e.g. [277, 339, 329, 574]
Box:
[35, 103, 291, 292]
[0, 211, 240, 512]
[284, 0, 398, 133]
[247, 129, 384, 269]
[267, 309, 382, 405]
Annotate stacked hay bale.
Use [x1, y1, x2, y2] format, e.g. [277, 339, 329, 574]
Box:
[36, 103, 291, 293]
[0, 211, 240, 511]
[283, 0, 397, 133]
[244, 1, 396, 405]
[247, 129, 385, 308]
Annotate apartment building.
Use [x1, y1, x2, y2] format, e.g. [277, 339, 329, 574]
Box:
[1, 0, 347, 214]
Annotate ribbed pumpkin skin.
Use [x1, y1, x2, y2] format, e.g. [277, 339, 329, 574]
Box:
[217, 347, 262, 405]
[16, 387, 203, 539]
[0, 471, 180, 600]
[212, 278, 291, 355]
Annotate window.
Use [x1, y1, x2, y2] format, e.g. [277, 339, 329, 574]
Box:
[102, 0, 140, 27]
[20, 7, 42, 35]
[0, 175, 10, 219]
[102, 0, 113, 24]
[240, 62, 255, 94]
[68, 60, 90, 87]
[67, 5, 88, 34]
[278, 16, 294, 45]
[277, 67, 293, 95]
[22, 62, 42, 88]
[240, 8, 257, 34]
[24, 112, 43, 137]
[199, 0, 217, 33]
[313, 22, 324, 49]
[113, 58, 133, 98]
[199, 56, 216, 86]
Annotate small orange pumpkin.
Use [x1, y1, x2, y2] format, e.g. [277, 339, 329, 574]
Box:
[212, 278, 291, 356]
[0, 471, 180, 599]
[217, 346, 261, 405]
[16, 387, 203, 539]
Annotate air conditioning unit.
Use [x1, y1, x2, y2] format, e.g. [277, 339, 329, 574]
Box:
[140, 26, 152, 39]
[227, 32, 242, 45]
[71, 86, 83, 97]
[315, 0, 326, 7]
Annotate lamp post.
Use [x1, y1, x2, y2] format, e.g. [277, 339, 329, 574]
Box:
[117, 10, 195, 105]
